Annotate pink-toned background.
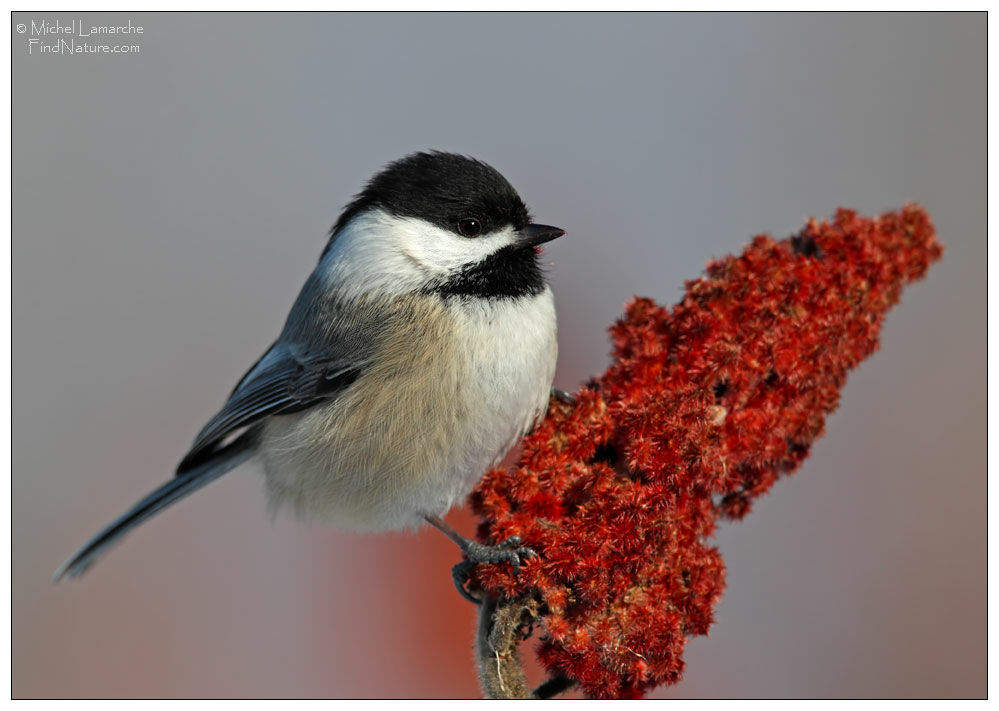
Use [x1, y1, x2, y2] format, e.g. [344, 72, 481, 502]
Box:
[13, 13, 984, 698]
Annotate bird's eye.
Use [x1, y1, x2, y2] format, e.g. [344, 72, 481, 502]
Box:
[457, 218, 482, 237]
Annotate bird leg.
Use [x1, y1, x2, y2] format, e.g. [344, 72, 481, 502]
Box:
[424, 514, 535, 604]
[551, 387, 576, 405]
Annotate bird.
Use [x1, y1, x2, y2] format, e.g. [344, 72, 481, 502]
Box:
[55, 151, 566, 601]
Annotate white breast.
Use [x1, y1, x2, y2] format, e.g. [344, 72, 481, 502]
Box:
[257, 289, 557, 531]
[448, 288, 558, 490]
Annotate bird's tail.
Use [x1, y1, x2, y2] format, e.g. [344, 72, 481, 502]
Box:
[53, 433, 256, 581]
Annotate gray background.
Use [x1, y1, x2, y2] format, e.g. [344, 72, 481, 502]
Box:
[13, 13, 984, 698]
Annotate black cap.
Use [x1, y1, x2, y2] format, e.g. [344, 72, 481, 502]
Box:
[332, 151, 532, 238]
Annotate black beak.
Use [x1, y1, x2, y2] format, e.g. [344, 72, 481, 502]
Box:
[520, 224, 566, 247]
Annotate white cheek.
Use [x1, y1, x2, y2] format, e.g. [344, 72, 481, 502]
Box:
[317, 209, 518, 298]
[403, 221, 518, 274]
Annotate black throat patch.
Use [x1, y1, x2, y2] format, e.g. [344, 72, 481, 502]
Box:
[427, 244, 546, 300]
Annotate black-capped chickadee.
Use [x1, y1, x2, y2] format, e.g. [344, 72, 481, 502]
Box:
[56, 151, 565, 598]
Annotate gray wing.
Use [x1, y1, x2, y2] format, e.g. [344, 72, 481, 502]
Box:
[176, 341, 365, 474]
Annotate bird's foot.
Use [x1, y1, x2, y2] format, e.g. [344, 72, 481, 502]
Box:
[552, 387, 576, 405]
[452, 536, 536, 604]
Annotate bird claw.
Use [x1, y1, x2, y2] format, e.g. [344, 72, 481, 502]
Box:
[451, 537, 537, 604]
[552, 387, 576, 405]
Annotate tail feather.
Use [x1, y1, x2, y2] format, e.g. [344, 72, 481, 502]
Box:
[54, 433, 256, 581]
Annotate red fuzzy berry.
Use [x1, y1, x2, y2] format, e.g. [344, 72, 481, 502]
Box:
[470, 206, 942, 698]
